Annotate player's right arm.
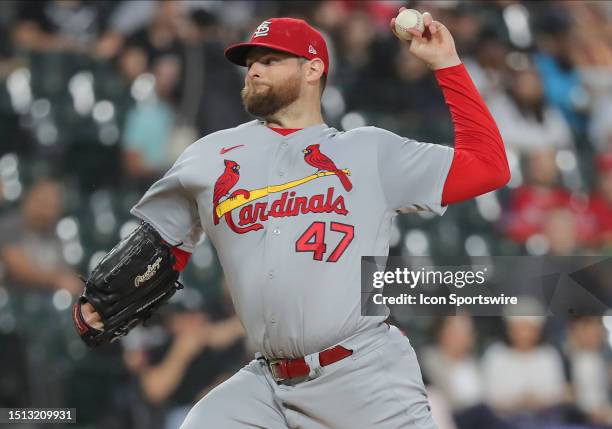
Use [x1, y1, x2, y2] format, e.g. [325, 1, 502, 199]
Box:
[380, 8, 509, 213]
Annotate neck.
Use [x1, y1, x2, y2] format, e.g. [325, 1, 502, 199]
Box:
[264, 93, 324, 129]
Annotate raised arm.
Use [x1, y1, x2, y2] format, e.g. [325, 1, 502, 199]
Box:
[390, 9, 510, 206]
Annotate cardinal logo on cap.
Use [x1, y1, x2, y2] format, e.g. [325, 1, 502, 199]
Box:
[308, 45, 317, 55]
[253, 20, 272, 38]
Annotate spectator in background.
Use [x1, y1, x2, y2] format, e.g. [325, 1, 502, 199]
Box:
[589, 97, 612, 154]
[488, 63, 574, 155]
[390, 44, 447, 118]
[125, 1, 186, 71]
[441, 4, 482, 59]
[482, 313, 569, 421]
[564, 316, 612, 426]
[179, 9, 250, 137]
[334, 10, 378, 91]
[504, 149, 572, 244]
[422, 314, 484, 412]
[422, 314, 504, 429]
[563, 1, 612, 69]
[117, 45, 149, 87]
[13, 0, 109, 53]
[583, 153, 612, 250]
[122, 55, 180, 189]
[462, 28, 509, 101]
[123, 302, 246, 429]
[532, 8, 588, 134]
[541, 208, 581, 256]
[0, 178, 81, 295]
[343, 33, 448, 140]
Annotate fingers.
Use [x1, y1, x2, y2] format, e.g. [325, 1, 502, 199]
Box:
[427, 20, 443, 36]
[82, 302, 104, 330]
[422, 12, 445, 36]
[389, 17, 399, 38]
[389, 18, 401, 39]
[407, 28, 422, 39]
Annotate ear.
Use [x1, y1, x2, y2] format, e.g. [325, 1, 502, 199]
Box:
[304, 58, 325, 86]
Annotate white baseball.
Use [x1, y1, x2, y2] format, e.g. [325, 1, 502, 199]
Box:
[394, 9, 424, 41]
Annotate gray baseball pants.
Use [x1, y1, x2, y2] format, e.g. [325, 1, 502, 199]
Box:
[180, 324, 437, 429]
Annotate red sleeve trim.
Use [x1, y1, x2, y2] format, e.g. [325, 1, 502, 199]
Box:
[434, 64, 510, 205]
[170, 247, 191, 271]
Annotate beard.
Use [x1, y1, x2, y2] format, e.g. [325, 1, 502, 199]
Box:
[241, 73, 301, 118]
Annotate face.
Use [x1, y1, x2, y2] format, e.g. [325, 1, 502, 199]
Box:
[543, 209, 577, 256]
[527, 149, 559, 186]
[438, 314, 475, 359]
[241, 47, 305, 118]
[119, 47, 147, 82]
[23, 180, 63, 231]
[507, 317, 543, 351]
[512, 69, 543, 105]
[570, 317, 604, 351]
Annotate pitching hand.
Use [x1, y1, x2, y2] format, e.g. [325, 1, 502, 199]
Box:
[389, 8, 461, 70]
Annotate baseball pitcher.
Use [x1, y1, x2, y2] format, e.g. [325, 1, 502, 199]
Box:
[73, 9, 509, 429]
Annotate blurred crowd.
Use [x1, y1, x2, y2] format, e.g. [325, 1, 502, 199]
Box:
[0, 1, 611, 428]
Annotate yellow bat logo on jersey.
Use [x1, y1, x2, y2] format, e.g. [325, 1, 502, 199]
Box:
[215, 169, 350, 219]
[213, 169, 351, 234]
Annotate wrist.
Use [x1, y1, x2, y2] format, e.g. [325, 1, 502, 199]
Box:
[431, 55, 461, 70]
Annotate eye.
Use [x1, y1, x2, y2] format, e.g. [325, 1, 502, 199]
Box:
[265, 57, 280, 65]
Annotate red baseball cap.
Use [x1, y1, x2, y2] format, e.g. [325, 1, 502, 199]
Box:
[225, 17, 330, 75]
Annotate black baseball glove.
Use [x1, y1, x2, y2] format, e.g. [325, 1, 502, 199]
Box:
[72, 222, 183, 347]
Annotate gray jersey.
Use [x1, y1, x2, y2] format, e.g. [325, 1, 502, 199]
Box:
[131, 120, 453, 359]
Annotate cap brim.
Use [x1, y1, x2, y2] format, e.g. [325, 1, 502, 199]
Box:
[224, 42, 301, 67]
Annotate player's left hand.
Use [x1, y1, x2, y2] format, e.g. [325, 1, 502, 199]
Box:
[389, 8, 461, 70]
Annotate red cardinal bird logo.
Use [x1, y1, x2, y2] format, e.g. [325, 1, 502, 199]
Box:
[303, 144, 352, 192]
[213, 160, 241, 224]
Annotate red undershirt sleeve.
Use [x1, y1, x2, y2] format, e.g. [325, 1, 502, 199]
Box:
[435, 64, 510, 206]
[170, 246, 191, 271]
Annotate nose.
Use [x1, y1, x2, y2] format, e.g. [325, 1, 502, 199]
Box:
[246, 61, 263, 80]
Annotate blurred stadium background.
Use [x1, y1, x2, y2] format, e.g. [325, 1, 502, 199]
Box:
[0, 1, 611, 428]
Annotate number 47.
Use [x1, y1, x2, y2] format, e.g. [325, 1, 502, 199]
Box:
[295, 221, 354, 263]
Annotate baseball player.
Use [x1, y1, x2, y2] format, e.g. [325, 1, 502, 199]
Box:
[74, 9, 509, 429]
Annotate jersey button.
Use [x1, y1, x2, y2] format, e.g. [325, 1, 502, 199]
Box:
[281, 142, 288, 148]
[273, 228, 281, 235]
[268, 272, 274, 279]
[278, 170, 285, 177]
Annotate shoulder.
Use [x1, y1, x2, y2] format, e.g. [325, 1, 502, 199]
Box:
[535, 345, 563, 363]
[193, 120, 260, 146]
[179, 120, 260, 157]
[482, 342, 511, 363]
[342, 126, 400, 139]
[332, 126, 407, 146]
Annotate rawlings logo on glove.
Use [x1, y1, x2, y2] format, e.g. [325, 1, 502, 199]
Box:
[72, 222, 183, 347]
[134, 257, 163, 287]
